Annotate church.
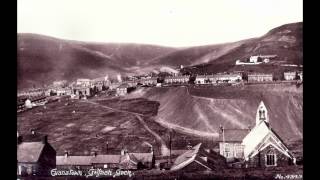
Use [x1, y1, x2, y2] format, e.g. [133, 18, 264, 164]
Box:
[219, 101, 296, 167]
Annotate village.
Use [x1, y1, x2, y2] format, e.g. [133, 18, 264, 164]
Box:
[17, 55, 303, 179]
[17, 100, 302, 178]
[17, 55, 303, 113]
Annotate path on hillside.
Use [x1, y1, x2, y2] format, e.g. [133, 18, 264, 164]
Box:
[82, 100, 170, 156]
[135, 116, 170, 156]
[155, 117, 219, 138]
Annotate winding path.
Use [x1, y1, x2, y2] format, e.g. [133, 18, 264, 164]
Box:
[81, 99, 170, 156]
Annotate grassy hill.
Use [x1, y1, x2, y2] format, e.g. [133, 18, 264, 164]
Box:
[17, 22, 302, 90]
[17, 34, 176, 90]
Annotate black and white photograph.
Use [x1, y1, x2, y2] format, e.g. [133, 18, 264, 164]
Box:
[17, 0, 303, 179]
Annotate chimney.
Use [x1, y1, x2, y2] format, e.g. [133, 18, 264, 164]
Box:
[64, 151, 69, 158]
[42, 135, 48, 144]
[91, 151, 97, 157]
[31, 129, 36, 135]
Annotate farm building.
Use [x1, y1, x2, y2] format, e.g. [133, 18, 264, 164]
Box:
[17, 135, 56, 176]
[249, 55, 277, 63]
[247, 73, 273, 82]
[164, 75, 190, 84]
[284, 72, 297, 80]
[170, 143, 226, 172]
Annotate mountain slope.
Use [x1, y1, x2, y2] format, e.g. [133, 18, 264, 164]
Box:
[17, 34, 176, 89]
[135, 85, 302, 141]
[18, 22, 302, 89]
[151, 22, 302, 70]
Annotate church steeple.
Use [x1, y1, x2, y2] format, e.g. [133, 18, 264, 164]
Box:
[255, 101, 269, 125]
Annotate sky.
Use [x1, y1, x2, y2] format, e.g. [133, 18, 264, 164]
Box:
[18, 0, 302, 47]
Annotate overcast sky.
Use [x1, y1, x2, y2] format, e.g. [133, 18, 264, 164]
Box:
[18, 0, 302, 47]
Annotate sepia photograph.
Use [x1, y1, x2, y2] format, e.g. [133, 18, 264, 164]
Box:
[17, 0, 303, 179]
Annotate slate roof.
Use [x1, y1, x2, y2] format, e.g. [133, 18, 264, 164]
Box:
[56, 156, 93, 166]
[242, 121, 294, 160]
[57, 153, 153, 166]
[131, 153, 153, 163]
[171, 143, 213, 171]
[17, 142, 45, 163]
[117, 83, 130, 89]
[165, 76, 190, 80]
[219, 129, 250, 142]
[91, 155, 120, 164]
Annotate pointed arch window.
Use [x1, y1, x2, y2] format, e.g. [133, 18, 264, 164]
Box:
[259, 109, 266, 120]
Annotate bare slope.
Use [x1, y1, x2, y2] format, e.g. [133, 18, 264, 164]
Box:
[140, 85, 302, 141]
[18, 22, 302, 90]
[17, 34, 176, 89]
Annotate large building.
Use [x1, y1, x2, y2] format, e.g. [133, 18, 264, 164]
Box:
[247, 73, 273, 82]
[284, 72, 297, 81]
[164, 75, 190, 84]
[76, 79, 91, 87]
[195, 73, 242, 84]
[56, 149, 154, 171]
[140, 77, 158, 86]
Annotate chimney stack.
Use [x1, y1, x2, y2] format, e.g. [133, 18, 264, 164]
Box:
[64, 151, 69, 158]
[42, 135, 48, 144]
[91, 151, 97, 157]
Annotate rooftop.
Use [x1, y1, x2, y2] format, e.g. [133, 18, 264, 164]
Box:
[17, 142, 45, 163]
[219, 129, 250, 142]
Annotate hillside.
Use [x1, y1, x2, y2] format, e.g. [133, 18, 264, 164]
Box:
[153, 22, 302, 74]
[17, 22, 302, 89]
[17, 34, 176, 89]
[132, 84, 302, 142]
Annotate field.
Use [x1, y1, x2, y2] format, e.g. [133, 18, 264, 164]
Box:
[17, 83, 303, 162]
[17, 95, 214, 156]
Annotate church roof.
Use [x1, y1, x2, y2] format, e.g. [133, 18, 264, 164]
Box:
[242, 121, 294, 160]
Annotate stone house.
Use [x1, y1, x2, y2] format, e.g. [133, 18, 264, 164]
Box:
[17, 135, 56, 176]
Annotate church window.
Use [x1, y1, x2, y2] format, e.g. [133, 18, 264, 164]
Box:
[266, 152, 276, 166]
